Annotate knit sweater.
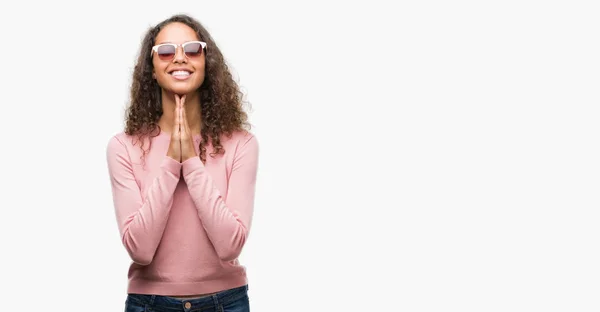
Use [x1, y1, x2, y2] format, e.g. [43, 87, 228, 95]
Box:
[106, 129, 258, 295]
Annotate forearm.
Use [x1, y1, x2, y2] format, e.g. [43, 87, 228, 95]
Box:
[182, 158, 249, 260]
[110, 152, 182, 265]
[181, 135, 258, 261]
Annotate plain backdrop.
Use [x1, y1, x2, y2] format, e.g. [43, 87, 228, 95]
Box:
[0, 1, 598, 311]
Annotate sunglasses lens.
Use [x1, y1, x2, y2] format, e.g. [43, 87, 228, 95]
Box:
[157, 45, 175, 60]
[184, 42, 203, 57]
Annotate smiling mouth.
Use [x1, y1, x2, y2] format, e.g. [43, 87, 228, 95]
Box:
[170, 70, 192, 77]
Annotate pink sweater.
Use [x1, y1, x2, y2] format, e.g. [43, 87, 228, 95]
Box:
[106, 129, 258, 295]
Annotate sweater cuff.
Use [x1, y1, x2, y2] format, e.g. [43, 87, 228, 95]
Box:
[161, 156, 183, 178]
[182, 156, 204, 177]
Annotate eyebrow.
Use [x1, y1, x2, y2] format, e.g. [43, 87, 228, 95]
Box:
[155, 40, 201, 45]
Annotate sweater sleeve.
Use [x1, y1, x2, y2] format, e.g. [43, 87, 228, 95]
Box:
[106, 135, 182, 265]
[181, 134, 259, 261]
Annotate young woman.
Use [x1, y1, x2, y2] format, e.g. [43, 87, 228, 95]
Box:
[106, 14, 258, 312]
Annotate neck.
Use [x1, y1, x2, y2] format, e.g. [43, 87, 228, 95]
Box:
[158, 90, 202, 135]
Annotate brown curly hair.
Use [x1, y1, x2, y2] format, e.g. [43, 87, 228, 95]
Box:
[124, 14, 251, 163]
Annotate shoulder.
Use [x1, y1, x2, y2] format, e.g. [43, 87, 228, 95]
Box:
[106, 131, 129, 151]
[222, 129, 258, 151]
[105, 132, 131, 169]
[216, 130, 258, 163]
[106, 131, 144, 157]
[107, 131, 153, 149]
[105, 132, 127, 162]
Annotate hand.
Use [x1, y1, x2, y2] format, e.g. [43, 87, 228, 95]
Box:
[177, 94, 198, 162]
[166, 95, 183, 162]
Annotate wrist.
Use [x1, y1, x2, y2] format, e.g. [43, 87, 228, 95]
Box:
[167, 151, 179, 162]
[181, 154, 197, 163]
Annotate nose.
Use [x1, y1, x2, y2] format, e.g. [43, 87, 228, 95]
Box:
[173, 46, 187, 63]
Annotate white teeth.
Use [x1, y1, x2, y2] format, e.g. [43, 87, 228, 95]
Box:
[171, 70, 190, 76]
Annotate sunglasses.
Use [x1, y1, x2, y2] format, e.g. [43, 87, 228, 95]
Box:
[151, 41, 207, 61]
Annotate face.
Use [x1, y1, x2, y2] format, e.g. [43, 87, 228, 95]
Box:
[152, 22, 206, 96]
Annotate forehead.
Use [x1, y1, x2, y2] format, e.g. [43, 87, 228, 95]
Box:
[155, 22, 200, 44]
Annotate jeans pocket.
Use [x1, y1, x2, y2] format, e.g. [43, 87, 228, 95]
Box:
[220, 294, 250, 312]
[124, 298, 147, 312]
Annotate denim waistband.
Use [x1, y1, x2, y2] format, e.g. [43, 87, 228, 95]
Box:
[127, 284, 248, 310]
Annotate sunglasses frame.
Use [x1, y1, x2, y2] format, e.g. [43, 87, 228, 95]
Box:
[150, 41, 207, 59]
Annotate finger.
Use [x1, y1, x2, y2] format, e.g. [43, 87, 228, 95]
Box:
[179, 97, 184, 120]
[179, 95, 185, 130]
[182, 104, 192, 135]
[172, 105, 178, 133]
[175, 105, 180, 130]
[175, 99, 179, 118]
[174, 96, 180, 131]
[179, 103, 185, 134]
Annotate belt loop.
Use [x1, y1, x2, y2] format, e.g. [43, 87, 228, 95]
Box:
[211, 294, 221, 311]
[150, 295, 156, 305]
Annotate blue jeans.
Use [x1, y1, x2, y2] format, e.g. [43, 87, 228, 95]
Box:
[125, 285, 250, 312]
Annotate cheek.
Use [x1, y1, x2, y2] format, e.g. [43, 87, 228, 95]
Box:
[192, 61, 206, 81]
[152, 62, 170, 85]
[194, 56, 206, 73]
[154, 72, 169, 87]
[198, 62, 207, 76]
[152, 59, 166, 75]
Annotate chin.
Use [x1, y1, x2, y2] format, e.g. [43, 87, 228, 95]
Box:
[167, 85, 200, 96]
[169, 88, 192, 96]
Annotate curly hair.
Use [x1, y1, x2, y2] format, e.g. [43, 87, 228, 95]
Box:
[124, 14, 251, 163]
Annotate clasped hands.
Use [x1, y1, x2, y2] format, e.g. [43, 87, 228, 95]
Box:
[167, 94, 198, 163]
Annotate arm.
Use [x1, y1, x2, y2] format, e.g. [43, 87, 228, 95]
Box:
[182, 134, 259, 261]
[106, 135, 182, 265]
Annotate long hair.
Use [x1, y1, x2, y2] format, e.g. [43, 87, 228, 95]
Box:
[124, 14, 251, 163]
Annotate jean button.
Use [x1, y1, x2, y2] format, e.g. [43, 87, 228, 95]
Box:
[184, 301, 191, 309]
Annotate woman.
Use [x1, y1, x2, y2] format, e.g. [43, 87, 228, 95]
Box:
[106, 14, 258, 312]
